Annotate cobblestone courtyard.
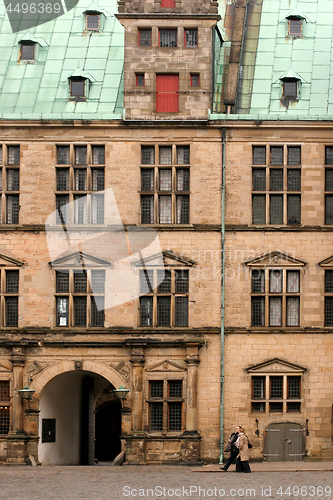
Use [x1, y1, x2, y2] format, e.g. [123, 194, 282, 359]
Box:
[1, 465, 333, 500]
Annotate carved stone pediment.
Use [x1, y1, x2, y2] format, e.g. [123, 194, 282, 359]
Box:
[247, 358, 306, 374]
[245, 251, 306, 268]
[0, 360, 12, 371]
[50, 251, 111, 269]
[0, 253, 24, 267]
[146, 359, 187, 372]
[319, 255, 333, 268]
[134, 250, 196, 268]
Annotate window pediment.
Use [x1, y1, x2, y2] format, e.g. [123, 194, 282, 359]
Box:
[319, 256, 333, 268]
[146, 359, 187, 372]
[134, 250, 196, 268]
[50, 251, 111, 269]
[245, 251, 306, 268]
[247, 358, 306, 374]
[0, 253, 24, 267]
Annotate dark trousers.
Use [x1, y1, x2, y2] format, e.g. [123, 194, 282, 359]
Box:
[236, 457, 251, 473]
[222, 450, 240, 471]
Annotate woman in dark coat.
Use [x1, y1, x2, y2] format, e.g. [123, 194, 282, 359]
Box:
[220, 426, 241, 472]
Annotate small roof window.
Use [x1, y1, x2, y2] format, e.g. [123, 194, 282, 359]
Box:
[279, 69, 302, 101]
[288, 19, 302, 37]
[86, 13, 100, 30]
[20, 42, 35, 60]
[70, 78, 85, 98]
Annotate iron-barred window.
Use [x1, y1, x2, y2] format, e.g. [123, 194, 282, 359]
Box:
[55, 270, 105, 327]
[324, 270, 333, 326]
[185, 29, 198, 47]
[251, 375, 301, 413]
[140, 145, 190, 224]
[86, 14, 100, 30]
[0, 145, 20, 224]
[0, 270, 19, 327]
[251, 269, 300, 327]
[159, 29, 177, 48]
[138, 29, 151, 47]
[252, 145, 301, 225]
[20, 42, 35, 60]
[139, 268, 189, 327]
[55, 144, 105, 225]
[288, 19, 302, 37]
[325, 147, 333, 225]
[148, 380, 184, 432]
[0, 381, 10, 435]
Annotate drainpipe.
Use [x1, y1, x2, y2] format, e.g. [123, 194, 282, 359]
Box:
[219, 127, 226, 464]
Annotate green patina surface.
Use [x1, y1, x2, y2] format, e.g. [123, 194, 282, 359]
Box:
[0, 0, 124, 119]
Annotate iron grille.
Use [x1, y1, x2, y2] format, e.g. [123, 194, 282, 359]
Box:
[140, 296, 153, 326]
[288, 376, 300, 399]
[175, 270, 189, 293]
[150, 403, 163, 431]
[270, 402, 283, 412]
[92, 146, 105, 164]
[269, 297, 282, 326]
[71, 79, 85, 97]
[74, 169, 87, 191]
[325, 195, 333, 224]
[92, 169, 105, 191]
[56, 272, 69, 293]
[252, 402, 265, 412]
[270, 169, 283, 191]
[141, 195, 154, 224]
[253, 146, 266, 165]
[251, 297, 264, 326]
[168, 403, 182, 431]
[56, 195, 69, 224]
[57, 169, 69, 191]
[57, 146, 70, 165]
[159, 196, 172, 223]
[141, 146, 155, 164]
[326, 147, 333, 166]
[168, 380, 182, 398]
[6, 196, 19, 224]
[176, 196, 189, 223]
[136, 74, 144, 87]
[160, 29, 177, 48]
[7, 170, 19, 191]
[286, 297, 300, 326]
[270, 377, 283, 398]
[289, 20, 302, 36]
[175, 297, 188, 326]
[91, 297, 104, 326]
[21, 43, 34, 60]
[270, 195, 283, 224]
[185, 29, 198, 47]
[7, 146, 20, 165]
[191, 74, 199, 87]
[140, 270, 153, 294]
[325, 270, 333, 293]
[91, 270, 105, 294]
[253, 376, 265, 399]
[74, 297, 87, 326]
[176, 169, 190, 191]
[157, 296, 171, 326]
[5, 296, 18, 326]
[177, 146, 190, 165]
[141, 169, 154, 191]
[57, 297, 68, 326]
[288, 146, 301, 165]
[86, 14, 99, 30]
[325, 297, 333, 326]
[139, 29, 152, 47]
[283, 81, 297, 98]
[287, 169, 301, 191]
[252, 195, 266, 224]
[287, 402, 301, 412]
[158, 270, 171, 293]
[252, 270, 265, 293]
[6, 271, 19, 294]
[91, 195, 104, 224]
[252, 169, 266, 191]
[270, 147, 283, 166]
[0, 407, 10, 435]
[150, 381, 163, 398]
[287, 195, 301, 224]
[159, 146, 172, 165]
[159, 169, 172, 190]
[75, 146, 87, 165]
[0, 381, 9, 401]
[326, 169, 333, 191]
[74, 272, 87, 293]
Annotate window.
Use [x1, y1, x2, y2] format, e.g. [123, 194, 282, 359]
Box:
[251, 375, 301, 413]
[288, 19, 302, 37]
[325, 147, 333, 225]
[136, 73, 145, 87]
[159, 29, 177, 48]
[161, 0, 175, 7]
[140, 145, 190, 224]
[324, 270, 333, 326]
[185, 29, 198, 47]
[70, 78, 86, 98]
[139, 268, 189, 327]
[0, 381, 10, 435]
[55, 269, 105, 327]
[251, 268, 300, 327]
[138, 29, 151, 47]
[0, 145, 20, 224]
[156, 74, 179, 112]
[148, 380, 184, 432]
[252, 145, 301, 225]
[190, 74, 200, 87]
[20, 42, 35, 60]
[283, 79, 298, 99]
[55, 144, 105, 225]
[86, 14, 100, 30]
[0, 269, 19, 327]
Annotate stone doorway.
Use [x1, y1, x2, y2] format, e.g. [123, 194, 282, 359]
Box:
[95, 401, 122, 462]
[264, 422, 305, 462]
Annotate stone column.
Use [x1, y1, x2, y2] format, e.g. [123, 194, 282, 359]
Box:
[185, 346, 200, 433]
[130, 347, 145, 432]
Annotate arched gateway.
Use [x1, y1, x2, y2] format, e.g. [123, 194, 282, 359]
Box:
[31, 361, 129, 465]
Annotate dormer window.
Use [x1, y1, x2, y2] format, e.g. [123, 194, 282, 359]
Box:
[283, 79, 297, 99]
[288, 19, 302, 36]
[20, 42, 35, 60]
[86, 13, 100, 30]
[70, 78, 85, 98]
[279, 70, 302, 101]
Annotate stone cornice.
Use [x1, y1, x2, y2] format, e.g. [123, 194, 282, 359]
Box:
[225, 327, 333, 335]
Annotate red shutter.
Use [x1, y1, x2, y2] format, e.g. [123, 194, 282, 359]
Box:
[156, 74, 179, 112]
[161, 0, 175, 7]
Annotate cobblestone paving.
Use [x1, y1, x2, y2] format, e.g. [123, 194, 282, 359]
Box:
[1, 465, 333, 500]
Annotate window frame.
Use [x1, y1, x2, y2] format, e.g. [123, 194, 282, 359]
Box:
[325, 146, 333, 225]
[140, 144, 190, 225]
[159, 29, 178, 48]
[0, 269, 19, 327]
[283, 79, 298, 99]
[252, 144, 301, 226]
[20, 42, 36, 61]
[0, 380, 10, 435]
[184, 28, 198, 48]
[146, 378, 185, 433]
[138, 28, 152, 47]
[190, 73, 200, 87]
[324, 269, 333, 326]
[55, 144, 105, 226]
[85, 13, 100, 31]
[288, 18, 302, 37]
[251, 374, 301, 413]
[0, 144, 20, 225]
[136, 73, 145, 87]
[69, 78, 87, 100]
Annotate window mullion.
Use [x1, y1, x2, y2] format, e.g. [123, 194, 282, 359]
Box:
[283, 375, 287, 412]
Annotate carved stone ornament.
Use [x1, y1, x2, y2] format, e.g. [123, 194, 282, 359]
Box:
[192, 2, 209, 14]
[74, 361, 83, 370]
[114, 361, 130, 381]
[127, 1, 144, 13]
[272, 255, 281, 263]
[27, 360, 49, 381]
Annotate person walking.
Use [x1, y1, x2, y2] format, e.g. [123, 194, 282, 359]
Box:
[220, 426, 241, 472]
[235, 426, 251, 473]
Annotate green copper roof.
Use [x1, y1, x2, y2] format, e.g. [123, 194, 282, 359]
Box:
[0, 0, 124, 119]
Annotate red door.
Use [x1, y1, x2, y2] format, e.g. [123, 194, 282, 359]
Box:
[161, 0, 175, 6]
[156, 74, 179, 112]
